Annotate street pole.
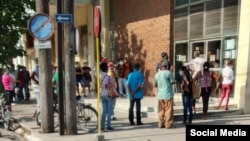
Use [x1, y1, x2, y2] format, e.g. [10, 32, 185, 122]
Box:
[35, 0, 54, 133]
[57, 0, 65, 135]
[63, 0, 77, 135]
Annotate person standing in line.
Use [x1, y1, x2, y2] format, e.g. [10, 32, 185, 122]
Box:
[23, 67, 31, 100]
[216, 59, 234, 110]
[126, 63, 144, 125]
[30, 58, 40, 117]
[193, 62, 216, 119]
[16, 66, 25, 101]
[156, 52, 173, 72]
[1, 66, 15, 112]
[81, 62, 92, 97]
[186, 50, 205, 114]
[180, 66, 193, 124]
[107, 62, 118, 120]
[116, 59, 127, 97]
[75, 62, 83, 96]
[100, 62, 115, 131]
[154, 61, 175, 129]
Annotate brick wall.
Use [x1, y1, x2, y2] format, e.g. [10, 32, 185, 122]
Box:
[113, 0, 173, 96]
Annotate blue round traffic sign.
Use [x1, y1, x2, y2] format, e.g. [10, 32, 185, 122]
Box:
[28, 13, 54, 41]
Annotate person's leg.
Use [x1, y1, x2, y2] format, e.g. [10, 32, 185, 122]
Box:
[129, 99, 135, 124]
[101, 96, 108, 129]
[217, 84, 226, 109]
[107, 97, 114, 129]
[34, 91, 40, 113]
[224, 84, 233, 110]
[182, 94, 188, 123]
[192, 99, 196, 114]
[75, 81, 80, 96]
[135, 99, 142, 124]
[202, 87, 211, 117]
[122, 78, 129, 95]
[187, 97, 193, 124]
[158, 100, 166, 128]
[118, 78, 124, 95]
[165, 98, 174, 128]
[111, 98, 116, 120]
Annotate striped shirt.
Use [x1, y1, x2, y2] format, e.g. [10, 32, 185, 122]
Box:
[198, 71, 213, 88]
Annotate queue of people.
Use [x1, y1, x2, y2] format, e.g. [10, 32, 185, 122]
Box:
[0, 50, 234, 132]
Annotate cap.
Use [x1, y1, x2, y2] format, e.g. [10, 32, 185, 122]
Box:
[161, 61, 168, 67]
[101, 57, 107, 63]
[108, 62, 114, 68]
[203, 62, 210, 71]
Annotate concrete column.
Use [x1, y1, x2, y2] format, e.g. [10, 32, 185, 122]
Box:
[234, 0, 250, 114]
[100, 0, 111, 59]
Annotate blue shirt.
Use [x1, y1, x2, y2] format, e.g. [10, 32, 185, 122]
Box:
[126, 70, 144, 99]
[154, 70, 175, 100]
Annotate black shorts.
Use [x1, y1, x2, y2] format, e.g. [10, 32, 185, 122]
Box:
[4, 90, 14, 105]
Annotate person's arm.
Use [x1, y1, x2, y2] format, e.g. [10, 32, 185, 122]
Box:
[30, 71, 39, 84]
[193, 71, 201, 81]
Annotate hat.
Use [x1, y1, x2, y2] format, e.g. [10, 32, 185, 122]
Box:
[108, 62, 114, 68]
[101, 57, 107, 63]
[203, 62, 210, 71]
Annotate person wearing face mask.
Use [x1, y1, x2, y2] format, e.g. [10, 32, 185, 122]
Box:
[180, 66, 193, 124]
[116, 58, 128, 97]
[216, 59, 234, 110]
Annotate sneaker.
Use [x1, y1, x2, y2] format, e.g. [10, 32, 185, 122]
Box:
[130, 122, 135, 125]
[107, 127, 114, 130]
[111, 116, 116, 120]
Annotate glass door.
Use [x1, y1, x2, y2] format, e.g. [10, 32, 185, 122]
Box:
[174, 42, 188, 93]
[191, 42, 205, 60]
[207, 40, 221, 69]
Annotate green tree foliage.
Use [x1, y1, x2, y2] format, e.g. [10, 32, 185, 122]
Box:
[0, 0, 35, 67]
[0, 0, 35, 92]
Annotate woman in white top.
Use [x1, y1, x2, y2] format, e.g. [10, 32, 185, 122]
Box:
[216, 59, 234, 110]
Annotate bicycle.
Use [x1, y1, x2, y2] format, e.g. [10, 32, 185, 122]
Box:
[0, 92, 15, 131]
[36, 92, 98, 133]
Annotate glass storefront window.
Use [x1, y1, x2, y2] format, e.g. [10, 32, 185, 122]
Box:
[174, 42, 188, 92]
[191, 42, 205, 59]
[175, 0, 188, 7]
[207, 40, 221, 69]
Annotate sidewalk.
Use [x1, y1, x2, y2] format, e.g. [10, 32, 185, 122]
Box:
[10, 91, 242, 141]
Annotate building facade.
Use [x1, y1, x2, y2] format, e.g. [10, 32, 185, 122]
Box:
[20, 0, 249, 113]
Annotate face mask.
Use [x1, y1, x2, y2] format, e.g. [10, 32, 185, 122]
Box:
[179, 71, 183, 76]
[119, 62, 123, 65]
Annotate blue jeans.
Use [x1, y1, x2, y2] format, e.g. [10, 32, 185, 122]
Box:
[182, 92, 193, 123]
[101, 95, 114, 129]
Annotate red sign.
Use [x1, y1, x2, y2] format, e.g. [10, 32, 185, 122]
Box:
[94, 6, 100, 38]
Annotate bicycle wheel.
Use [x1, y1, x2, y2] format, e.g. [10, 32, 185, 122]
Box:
[36, 110, 59, 128]
[77, 105, 98, 133]
[36, 111, 41, 127]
